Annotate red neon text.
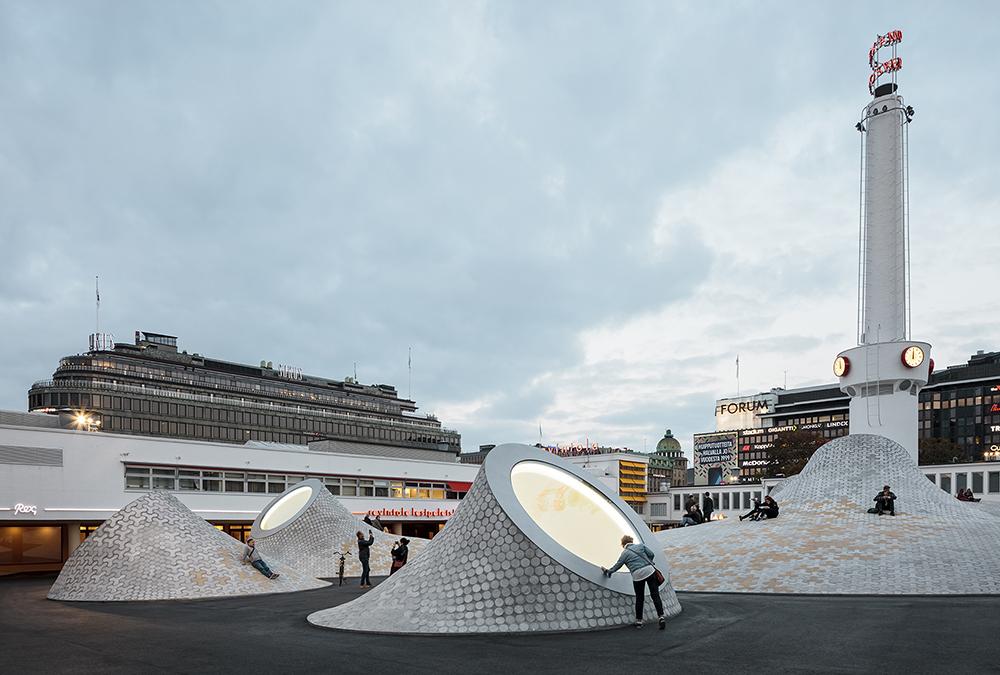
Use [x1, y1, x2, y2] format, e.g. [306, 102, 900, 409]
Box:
[869, 30, 903, 68]
[869, 57, 903, 93]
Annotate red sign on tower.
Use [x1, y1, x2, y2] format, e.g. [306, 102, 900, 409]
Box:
[868, 30, 903, 94]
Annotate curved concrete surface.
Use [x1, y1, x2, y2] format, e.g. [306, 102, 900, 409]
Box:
[250, 479, 428, 579]
[657, 434, 1000, 594]
[48, 492, 328, 601]
[308, 444, 681, 634]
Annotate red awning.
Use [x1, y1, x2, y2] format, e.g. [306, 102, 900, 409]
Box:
[447, 481, 473, 492]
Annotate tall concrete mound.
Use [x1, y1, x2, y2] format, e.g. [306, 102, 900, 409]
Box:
[250, 479, 427, 578]
[657, 434, 1000, 594]
[48, 492, 328, 601]
[308, 444, 681, 634]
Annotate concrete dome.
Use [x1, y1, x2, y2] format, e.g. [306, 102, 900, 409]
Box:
[657, 434, 1000, 594]
[250, 479, 428, 578]
[48, 492, 328, 601]
[308, 444, 681, 634]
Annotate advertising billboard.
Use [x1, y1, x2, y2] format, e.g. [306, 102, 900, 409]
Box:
[692, 432, 739, 486]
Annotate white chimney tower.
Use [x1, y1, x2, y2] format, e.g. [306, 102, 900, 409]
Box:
[834, 30, 929, 463]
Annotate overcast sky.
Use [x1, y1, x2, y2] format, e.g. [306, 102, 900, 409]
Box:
[2, 2, 998, 459]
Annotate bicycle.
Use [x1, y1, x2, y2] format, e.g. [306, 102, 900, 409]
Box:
[337, 551, 352, 586]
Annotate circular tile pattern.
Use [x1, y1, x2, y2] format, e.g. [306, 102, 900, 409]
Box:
[308, 446, 682, 634]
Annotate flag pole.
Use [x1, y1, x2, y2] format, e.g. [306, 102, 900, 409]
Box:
[408, 347, 412, 400]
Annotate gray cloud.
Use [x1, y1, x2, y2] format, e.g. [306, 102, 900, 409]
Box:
[2, 2, 999, 456]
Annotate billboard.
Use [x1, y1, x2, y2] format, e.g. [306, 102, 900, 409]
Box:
[692, 432, 739, 486]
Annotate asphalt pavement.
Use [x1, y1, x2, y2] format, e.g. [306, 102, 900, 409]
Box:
[2, 574, 998, 674]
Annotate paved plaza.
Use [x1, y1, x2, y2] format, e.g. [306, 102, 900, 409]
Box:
[3, 574, 1000, 673]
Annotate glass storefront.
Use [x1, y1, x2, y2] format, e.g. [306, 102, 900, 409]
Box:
[0, 525, 64, 565]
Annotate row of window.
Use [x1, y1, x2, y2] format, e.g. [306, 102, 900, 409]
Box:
[64, 356, 401, 414]
[926, 470, 1000, 495]
[96, 413, 448, 447]
[30, 382, 448, 439]
[673, 491, 764, 512]
[123, 465, 467, 500]
[32, 392, 443, 441]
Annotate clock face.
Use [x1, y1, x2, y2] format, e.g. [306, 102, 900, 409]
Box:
[833, 356, 850, 377]
[902, 345, 925, 368]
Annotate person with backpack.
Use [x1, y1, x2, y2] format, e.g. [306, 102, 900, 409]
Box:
[601, 535, 666, 629]
[390, 538, 409, 575]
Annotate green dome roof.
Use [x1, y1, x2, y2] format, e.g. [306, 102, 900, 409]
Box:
[655, 429, 681, 453]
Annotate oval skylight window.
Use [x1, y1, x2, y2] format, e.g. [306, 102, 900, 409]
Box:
[510, 460, 639, 568]
[259, 484, 313, 531]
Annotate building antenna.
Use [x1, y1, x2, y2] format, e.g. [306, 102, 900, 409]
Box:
[408, 347, 412, 400]
[736, 354, 740, 397]
[784, 370, 788, 389]
[95, 276, 101, 335]
[354, 361, 357, 382]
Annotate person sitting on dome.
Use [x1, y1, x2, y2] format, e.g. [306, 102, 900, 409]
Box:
[680, 503, 703, 527]
[740, 495, 779, 521]
[873, 485, 897, 516]
[957, 488, 981, 503]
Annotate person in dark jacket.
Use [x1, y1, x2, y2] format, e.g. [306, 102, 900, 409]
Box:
[601, 535, 666, 629]
[356, 529, 375, 587]
[390, 538, 409, 575]
[702, 492, 715, 522]
[874, 486, 896, 515]
[681, 504, 704, 527]
[741, 495, 779, 521]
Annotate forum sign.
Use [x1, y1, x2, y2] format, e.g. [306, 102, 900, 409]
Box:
[714, 393, 777, 432]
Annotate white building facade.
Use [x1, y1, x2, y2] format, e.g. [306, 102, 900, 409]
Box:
[0, 420, 478, 576]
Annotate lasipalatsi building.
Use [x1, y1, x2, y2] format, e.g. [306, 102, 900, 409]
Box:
[0, 411, 477, 576]
[27, 330, 460, 458]
[307, 444, 681, 634]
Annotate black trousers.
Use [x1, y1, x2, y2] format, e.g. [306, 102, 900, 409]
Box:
[360, 559, 371, 585]
[876, 498, 895, 515]
[632, 575, 664, 621]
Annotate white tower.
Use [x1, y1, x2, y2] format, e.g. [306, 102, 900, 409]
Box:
[835, 31, 929, 463]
